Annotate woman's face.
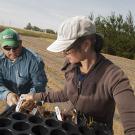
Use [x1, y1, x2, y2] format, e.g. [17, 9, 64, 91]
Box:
[63, 39, 92, 64]
[63, 49, 83, 63]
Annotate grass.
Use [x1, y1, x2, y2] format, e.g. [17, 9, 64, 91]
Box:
[0, 25, 57, 39]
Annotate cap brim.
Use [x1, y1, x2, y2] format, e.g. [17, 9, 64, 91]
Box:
[1, 40, 19, 47]
[47, 39, 76, 52]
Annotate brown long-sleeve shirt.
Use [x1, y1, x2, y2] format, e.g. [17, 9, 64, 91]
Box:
[41, 54, 135, 135]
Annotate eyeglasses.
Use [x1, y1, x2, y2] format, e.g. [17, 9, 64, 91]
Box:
[3, 46, 19, 51]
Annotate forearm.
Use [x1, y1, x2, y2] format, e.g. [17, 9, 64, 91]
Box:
[22, 81, 68, 103]
[107, 66, 135, 134]
[33, 89, 68, 103]
[0, 86, 11, 100]
[0, 70, 11, 100]
[44, 90, 69, 102]
[114, 90, 135, 135]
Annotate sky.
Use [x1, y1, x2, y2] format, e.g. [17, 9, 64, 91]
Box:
[0, 0, 135, 31]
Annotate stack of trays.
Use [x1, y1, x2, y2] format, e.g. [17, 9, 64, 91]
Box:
[0, 112, 95, 135]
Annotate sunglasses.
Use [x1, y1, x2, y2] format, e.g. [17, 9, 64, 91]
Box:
[3, 46, 19, 51]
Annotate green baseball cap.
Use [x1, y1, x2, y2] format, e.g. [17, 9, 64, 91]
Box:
[0, 28, 20, 48]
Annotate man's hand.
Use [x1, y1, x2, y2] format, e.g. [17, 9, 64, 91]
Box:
[6, 92, 19, 106]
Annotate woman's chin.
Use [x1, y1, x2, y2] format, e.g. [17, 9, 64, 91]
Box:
[69, 60, 79, 64]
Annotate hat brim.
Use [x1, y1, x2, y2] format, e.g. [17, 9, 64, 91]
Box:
[1, 40, 19, 48]
[47, 39, 76, 52]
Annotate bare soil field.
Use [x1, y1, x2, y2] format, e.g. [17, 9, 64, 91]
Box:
[0, 36, 135, 135]
[21, 36, 135, 89]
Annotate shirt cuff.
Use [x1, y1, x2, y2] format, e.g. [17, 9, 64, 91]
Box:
[3, 90, 12, 100]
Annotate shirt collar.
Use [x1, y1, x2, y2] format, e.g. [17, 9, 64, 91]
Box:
[61, 53, 106, 73]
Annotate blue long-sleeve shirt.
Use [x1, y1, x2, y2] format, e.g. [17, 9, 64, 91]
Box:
[0, 47, 47, 100]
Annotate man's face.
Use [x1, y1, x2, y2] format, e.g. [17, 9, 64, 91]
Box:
[1, 41, 22, 61]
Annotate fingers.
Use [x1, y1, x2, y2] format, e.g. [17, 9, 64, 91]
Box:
[19, 100, 36, 113]
[12, 95, 18, 105]
[6, 92, 19, 106]
[7, 101, 14, 106]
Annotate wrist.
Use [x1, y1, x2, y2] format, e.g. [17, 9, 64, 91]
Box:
[6, 92, 12, 101]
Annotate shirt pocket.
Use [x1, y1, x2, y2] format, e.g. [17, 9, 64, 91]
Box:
[16, 71, 30, 86]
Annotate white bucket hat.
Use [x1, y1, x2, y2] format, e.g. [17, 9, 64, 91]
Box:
[47, 16, 96, 52]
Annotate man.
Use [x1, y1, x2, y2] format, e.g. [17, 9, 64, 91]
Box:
[0, 28, 47, 106]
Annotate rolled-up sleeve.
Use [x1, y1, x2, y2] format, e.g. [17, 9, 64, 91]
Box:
[0, 68, 11, 100]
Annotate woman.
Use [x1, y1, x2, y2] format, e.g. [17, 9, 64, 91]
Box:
[22, 16, 135, 135]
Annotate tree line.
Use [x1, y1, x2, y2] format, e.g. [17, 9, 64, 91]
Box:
[24, 23, 56, 34]
[89, 11, 135, 59]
